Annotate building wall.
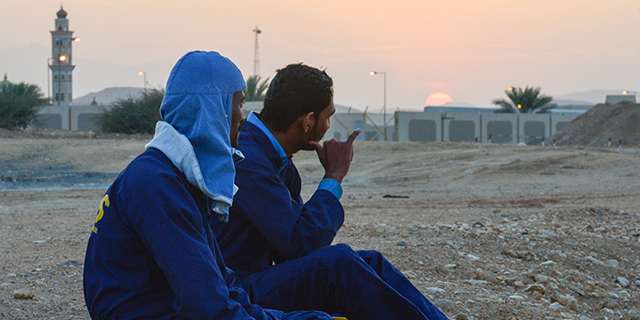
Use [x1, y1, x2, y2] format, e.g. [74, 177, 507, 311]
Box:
[395, 112, 441, 142]
[396, 111, 580, 144]
[34, 104, 103, 131]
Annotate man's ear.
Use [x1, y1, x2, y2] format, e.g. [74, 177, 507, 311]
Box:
[301, 111, 315, 133]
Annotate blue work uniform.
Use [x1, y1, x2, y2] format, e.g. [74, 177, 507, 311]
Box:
[212, 114, 449, 320]
[83, 51, 332, 320]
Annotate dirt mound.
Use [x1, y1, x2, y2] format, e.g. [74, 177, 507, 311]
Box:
[554, 101, 640, 147]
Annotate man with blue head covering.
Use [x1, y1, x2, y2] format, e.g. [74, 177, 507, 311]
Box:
[83, 51, 333, 320]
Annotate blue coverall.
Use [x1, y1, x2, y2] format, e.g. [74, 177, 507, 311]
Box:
[212, 116, 449, 320]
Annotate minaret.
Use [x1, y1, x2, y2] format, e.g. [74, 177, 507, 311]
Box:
[49, 6, 77, 106]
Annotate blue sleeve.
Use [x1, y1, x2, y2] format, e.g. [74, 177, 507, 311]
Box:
[317, 178, 343, 200]
[233, 148, 344, 261]
[120, 162, 277, 320]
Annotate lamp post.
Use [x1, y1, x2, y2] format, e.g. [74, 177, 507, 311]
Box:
[370, 71, 387, 141]
[138, 71, 147, 92]
[47, 57, 53, 104]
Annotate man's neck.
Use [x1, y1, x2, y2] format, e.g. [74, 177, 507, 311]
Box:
[270, 130, 299, 157]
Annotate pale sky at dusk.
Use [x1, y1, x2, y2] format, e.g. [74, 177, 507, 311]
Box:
[2, 0, 640, 110]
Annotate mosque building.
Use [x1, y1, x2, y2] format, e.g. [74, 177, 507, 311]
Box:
[49, 6, 78, 106]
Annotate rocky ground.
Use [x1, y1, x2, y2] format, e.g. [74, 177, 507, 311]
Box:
[1, 130, 639, 319]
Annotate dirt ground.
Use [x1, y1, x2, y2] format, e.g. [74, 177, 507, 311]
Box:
[1, 130, 639, 320]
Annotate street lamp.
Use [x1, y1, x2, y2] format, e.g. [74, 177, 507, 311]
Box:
[370, 71, 387, 141]
[138, 71, 147, 92]
[47, 57, 53, 104]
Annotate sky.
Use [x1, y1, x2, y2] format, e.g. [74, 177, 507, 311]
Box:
[2, 0, 640, 111]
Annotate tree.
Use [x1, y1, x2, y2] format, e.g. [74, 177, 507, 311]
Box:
[245, 75, 270, 101]
[0, 77, 49, 130]
[493, 86, 557, 114]
[96, 88, 164, 134]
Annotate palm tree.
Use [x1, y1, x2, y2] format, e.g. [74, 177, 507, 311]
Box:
[245, 75, 270, 101]
[0, 77, 49, 130]
[492, 86, 557, 114]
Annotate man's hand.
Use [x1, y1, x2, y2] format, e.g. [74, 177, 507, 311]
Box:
[310, 129, 361, 184]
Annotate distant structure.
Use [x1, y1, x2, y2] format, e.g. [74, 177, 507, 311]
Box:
[49, 6, 78, 106]
[605, 91, 636, 104]
[253, 26, 261, 76]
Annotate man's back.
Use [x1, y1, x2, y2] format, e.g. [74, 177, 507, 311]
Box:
[85, 148, 219, 318]
[213, 119, 344, 274]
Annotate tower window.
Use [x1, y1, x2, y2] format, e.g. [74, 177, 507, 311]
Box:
[62, 75, 65, 80]
[54, 75, 58, 80]
[61, 93, 65, 102]
[55, 93, 59, 102]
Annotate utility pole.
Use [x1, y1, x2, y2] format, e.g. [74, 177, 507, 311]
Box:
[253, 26, 261, 76]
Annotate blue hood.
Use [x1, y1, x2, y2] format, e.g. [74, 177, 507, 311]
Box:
[149, 51, 245, 212]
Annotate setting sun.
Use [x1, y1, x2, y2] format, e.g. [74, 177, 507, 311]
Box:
[425, 92, 453, 106]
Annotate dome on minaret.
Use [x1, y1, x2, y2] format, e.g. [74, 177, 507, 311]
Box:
[57, 6, 67, 18]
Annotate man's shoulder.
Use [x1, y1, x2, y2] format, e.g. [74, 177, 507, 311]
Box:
[238, 122, 278, 162]
[114, 148, 186, 194]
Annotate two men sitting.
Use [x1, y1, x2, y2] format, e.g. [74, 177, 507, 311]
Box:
[83, 51, 448, 320]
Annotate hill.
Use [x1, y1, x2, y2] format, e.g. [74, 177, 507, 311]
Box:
[554, 101, 640, 147]
[73, 87, 144, 105]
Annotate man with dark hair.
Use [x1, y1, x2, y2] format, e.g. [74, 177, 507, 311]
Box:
[212, 63, 449, 320]
[83, 52, 333, 320]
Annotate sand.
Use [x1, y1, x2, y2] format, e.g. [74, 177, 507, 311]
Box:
[1, 131, 639, 319]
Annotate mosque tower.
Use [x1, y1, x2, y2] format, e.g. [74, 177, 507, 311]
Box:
[49, 6, 77, 106]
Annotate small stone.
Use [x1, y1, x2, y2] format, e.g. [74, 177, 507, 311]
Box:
[540, 260, 557, 267]
[465, 279, 488, 285]
[534, 274, 550, 283]
[585, 256, 605, 266]
[579, 315, 592, 320]
[513, 280, 525, 288]
[444, 264, 457, 269]
[396, 240, 408, 246]
[13, 288, 35, 300]
[402, 270, 418, 279]
[424, 287, 445, 294]
[435, 299, 456, 313]
[617, 276, 630, 287]
[60, 260, 83, 267]
[471, 222, 484, 228]
[466, 254, 480, 261]
[524, 283, 546, 295]
[549, 302, 564, 311]
[507, 295, 524, 301]
[454, 313, 470, 320]
[606, 259, 619, 268]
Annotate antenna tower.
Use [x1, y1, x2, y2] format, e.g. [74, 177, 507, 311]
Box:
[253, 26, 261, 76]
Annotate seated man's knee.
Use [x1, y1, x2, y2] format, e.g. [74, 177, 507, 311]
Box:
[322, 244, 359, 265]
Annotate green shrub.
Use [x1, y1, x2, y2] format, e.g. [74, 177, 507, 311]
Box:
[0, 80, 48, 130]
[97, 89, 164, 134]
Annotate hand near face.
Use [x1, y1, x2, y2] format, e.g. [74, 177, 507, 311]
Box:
[310, 129, 361, 184]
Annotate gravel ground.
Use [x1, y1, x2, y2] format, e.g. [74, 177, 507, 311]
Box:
[1, 131, 639, 319]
